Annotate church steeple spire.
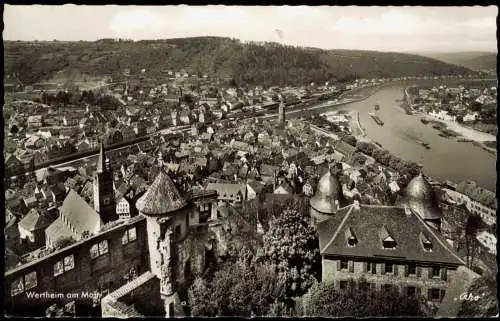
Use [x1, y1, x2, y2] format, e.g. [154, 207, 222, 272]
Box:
[97, 141, 106, 173]
[94, 140, 117, 223]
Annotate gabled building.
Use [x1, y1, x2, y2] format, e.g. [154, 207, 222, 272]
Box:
[18, 209, 56, 250]
[206, 183, 247, 207]
[316, 172, 464, 308]
[45, 190, 103, 248]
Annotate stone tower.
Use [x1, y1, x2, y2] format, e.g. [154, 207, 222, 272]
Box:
[135, 170, 190, 317]
[93, 142, 118, 223]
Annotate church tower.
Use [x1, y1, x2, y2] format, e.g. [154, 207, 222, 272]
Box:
[278, 95, 286, 124]
[93, 142, 118, 223]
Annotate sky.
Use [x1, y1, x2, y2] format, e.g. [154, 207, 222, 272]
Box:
[3, 5, 498, 53]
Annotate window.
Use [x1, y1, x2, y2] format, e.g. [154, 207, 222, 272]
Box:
[432, 266, 440, 278]
[54, 255, 75, 276]
[54, 260, 64, 277]
[431, 288, 441, 301]
[11, 277, 24, 296]
[408, 264, 417, 275]
[407, 286, 416, 297]
[7, 261, 35, 294]
[420, 233, 433, 252]
[385, 262, 394, 274]
[122, 227, 137, 245]
[383, 239, 397, 249]
[367, 262, 372, 273]
[340, 259, 348, 270]
[346, 228, 358, 247]
[24, 271, 37, 290]
[90, 240, 108, 259]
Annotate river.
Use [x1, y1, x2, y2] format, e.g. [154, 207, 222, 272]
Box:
[325, 85, 497, 191]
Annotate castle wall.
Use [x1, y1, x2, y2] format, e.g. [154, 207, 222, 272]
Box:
[4, 216, 149, 317]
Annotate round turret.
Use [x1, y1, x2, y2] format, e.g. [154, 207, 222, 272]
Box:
[136, 170, 188, 216]
[406, 172, 442, 223]
[310, 169, 342, 214]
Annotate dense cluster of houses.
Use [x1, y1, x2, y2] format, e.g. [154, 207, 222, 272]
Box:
[411, 84, 497, 122]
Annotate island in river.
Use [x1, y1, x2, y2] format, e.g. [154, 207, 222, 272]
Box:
[322, 84, 497, 191]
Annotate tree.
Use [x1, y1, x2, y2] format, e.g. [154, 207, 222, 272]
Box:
[188, 258, 287, 317]
[465, 214, 483, 269]
[54, 237, 76, 250]
[458, 272, 498, 317]
[342, 135, 357, 147]
[470, 101, 482, 112]
[303, 279, 426, 317]
[259, 208, 321, 299]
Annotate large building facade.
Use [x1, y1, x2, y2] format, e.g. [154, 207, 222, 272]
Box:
[315, 171, 466, 307]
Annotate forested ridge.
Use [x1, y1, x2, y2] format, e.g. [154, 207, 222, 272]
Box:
[4, 37, 473, 87]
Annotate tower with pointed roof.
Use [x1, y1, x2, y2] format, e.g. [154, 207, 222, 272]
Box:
[135, 169, 192, 317]
[93, 142, 118, 223]
[405, 172, 443, 231]
[310, 163, 348, 225]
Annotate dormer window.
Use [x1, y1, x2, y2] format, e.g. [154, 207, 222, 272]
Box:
[420, 232, 433, 252]
[379, 225, 396, 249]
[345, 227, 358, 247]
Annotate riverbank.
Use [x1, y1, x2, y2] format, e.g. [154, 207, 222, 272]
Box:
[419, 113, 497, 155]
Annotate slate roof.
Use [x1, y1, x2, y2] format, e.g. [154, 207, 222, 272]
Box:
[135, 170, 188, 215]
[247, 180, 266, 195]
[318, 204, 465, 266]
[58, 190, 102, 236]
[19, 209, 55, 232]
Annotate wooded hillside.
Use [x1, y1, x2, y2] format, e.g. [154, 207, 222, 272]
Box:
[4, 37, 474, 87]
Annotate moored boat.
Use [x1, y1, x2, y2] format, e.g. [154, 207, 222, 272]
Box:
[369, 112, 384, 126]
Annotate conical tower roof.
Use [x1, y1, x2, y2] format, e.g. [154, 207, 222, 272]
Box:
[136, 170, 188, 216]
[406, 172, 442, 220]
[97, 141, 106, 174]
[310, 168, 342, 214]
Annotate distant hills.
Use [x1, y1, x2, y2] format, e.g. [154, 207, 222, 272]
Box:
[416, 51, 496, 73]
[4, 37, 475, 87]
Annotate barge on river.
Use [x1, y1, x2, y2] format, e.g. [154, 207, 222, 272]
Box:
[368, 112, 384, 126]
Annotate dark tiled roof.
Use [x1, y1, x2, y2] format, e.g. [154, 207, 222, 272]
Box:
[19, 209, 55, 232]
[136, 170, 187, 215]
[318, 204, 464, 265]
